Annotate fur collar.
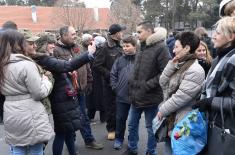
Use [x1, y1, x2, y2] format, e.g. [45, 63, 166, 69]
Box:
[146, 29, 167, 46]
[57, 40, 75, 49]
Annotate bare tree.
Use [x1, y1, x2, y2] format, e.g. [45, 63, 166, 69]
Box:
[51, 0, 95, 32]
[109, 0, 143, 33]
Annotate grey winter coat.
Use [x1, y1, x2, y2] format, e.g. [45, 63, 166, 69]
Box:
[1, 54, 54, 146]
[159, 60, 205, 123]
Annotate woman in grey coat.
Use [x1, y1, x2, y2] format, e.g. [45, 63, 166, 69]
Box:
[156, 31, 205, 155]
[0, 30, 54, 155]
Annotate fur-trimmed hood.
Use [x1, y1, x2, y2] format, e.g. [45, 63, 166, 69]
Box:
[146, 27, 167, 46]
[106, 33, 121, 48]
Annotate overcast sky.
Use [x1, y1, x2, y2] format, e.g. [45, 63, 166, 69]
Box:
[82, 0, 111, 8]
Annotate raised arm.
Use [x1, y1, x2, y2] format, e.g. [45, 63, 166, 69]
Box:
[34, 52, 91, 73]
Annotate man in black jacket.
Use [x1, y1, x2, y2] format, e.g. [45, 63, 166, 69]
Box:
[93, 24, 126, 140]
[122, 22, 170, 155]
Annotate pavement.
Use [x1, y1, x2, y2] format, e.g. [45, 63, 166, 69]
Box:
[0, 114, 163, 155]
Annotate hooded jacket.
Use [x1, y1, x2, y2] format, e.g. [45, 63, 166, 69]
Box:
[129, 30, 171, 108]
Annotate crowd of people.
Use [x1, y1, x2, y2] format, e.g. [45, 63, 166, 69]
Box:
[0, 0, 234, 155]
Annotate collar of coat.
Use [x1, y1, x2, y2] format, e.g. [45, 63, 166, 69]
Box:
[9, 54, 44, 74]
[56, 40, 75, 49]
[106, 33, 121, 48]
[146, 29, 167, 46]
[9, 54, 34, 63]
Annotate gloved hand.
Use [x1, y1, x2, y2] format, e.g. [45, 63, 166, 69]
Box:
[192, 97, 213, 112]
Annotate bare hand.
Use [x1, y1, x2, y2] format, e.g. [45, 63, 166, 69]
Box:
[44, 71, 52, 77]
[88, 41, 96, 55]
[42, 74, 49, 81]
[157, 112, 163, 121]
[172, 56, 179, 64]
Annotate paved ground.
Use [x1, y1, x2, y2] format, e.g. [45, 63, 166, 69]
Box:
[0, 113, 163, 155]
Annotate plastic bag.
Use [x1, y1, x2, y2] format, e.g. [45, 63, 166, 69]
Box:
[171, 109, 207, 155]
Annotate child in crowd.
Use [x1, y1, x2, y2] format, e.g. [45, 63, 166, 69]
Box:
[110, 35, 137, 150]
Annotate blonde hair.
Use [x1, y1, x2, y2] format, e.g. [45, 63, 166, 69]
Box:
[194, 27, 208, 38]
[215, 16, 235, 37]
[154, 27, 167, 40]
[199, 41, 212, 64]
[224, 0, 235, 16]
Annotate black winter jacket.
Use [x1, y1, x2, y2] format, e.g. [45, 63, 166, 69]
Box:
[129, 32, 170, 108]
[110, 54, 135, 103]
[34, 50, 91, 133]
[93, 34, 123, 83]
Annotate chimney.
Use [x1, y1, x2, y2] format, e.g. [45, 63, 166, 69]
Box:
[93, 7, 99, 22]
[31, 5, 37, 23]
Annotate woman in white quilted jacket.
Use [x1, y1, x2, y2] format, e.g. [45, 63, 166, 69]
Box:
[0, 30, 54, 155]
[156, 31, 205, 155]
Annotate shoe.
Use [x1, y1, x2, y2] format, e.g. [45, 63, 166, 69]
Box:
[113, 139, 123, 150]
[85, 141, 104, 150]
[122, 149, 137, 155]
[107, 131, 115, 140]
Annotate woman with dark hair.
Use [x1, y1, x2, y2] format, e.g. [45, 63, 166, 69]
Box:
[157, 31, 205, 155]
[0, 30, 54, 155]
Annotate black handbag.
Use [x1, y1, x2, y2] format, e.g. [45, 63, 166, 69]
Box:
[0, 94, 5, 124]
[206, 99, 235, 155]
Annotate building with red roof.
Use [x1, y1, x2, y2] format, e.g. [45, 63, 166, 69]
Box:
[0, 6, 111, 32]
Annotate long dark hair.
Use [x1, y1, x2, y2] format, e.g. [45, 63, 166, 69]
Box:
[0, 30, 26, 88]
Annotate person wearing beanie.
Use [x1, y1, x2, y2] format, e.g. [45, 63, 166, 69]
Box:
[36, 32, 57, 55]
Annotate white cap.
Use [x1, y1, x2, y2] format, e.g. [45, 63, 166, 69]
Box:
[94, 36, 106, 46]
[219, 0, 233, 17]
[82, 33, 93, 42]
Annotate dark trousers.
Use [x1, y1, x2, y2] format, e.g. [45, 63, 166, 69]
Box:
[103, 83, 116, 132]
[53, 132, 76, 155]
[86, 93, 106, 122]
[115, 101, 130, 141]
[87, 108, 106, 122]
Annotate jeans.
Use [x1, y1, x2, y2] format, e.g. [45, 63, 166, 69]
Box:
[128, 104, 158, 155]
[115, 101, 130, 142]
[53, 132, 76, 155]
[11, 143, 43, 155]
[78, 93, 95, 144]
